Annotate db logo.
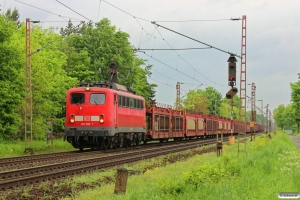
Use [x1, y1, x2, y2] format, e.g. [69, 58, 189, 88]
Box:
[83, 116, 91, 121]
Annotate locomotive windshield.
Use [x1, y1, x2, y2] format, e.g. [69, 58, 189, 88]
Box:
[90, 94, 106, 104]
[70, 93, 85, 104]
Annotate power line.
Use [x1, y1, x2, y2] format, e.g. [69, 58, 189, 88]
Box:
[141, 52, 206, 86]
[152, 21, 241, 58]
[154, 27, 228, 88]
[99, 0, 236, 90]
[148, 78, 188, 94]
[14, 0, 82, 21]
[37, 21, 81, 23]
[181, 84, 203, 98]
[101, 0, 151, 22]
[136, 47, 212, 51]
[97, 0, 102, 22]
[55, 0, 93, 22]
[155, 18, 239, 22]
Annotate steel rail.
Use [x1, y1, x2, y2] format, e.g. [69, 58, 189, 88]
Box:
[0, 137, 215, 170]
[0, 139, 216, 190]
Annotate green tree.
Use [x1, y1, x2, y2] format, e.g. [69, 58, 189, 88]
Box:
[0, 15, 23, 140]
[29, 26, 77, 138]
[219, 95, 241, 120]
[5, 7, 20, 27]
[219, 102, 231, 118]
[131, 61, 157, 105]
[181, 90, 209, 115]
[283, 104, 295, 130]
[290, 73, 300, 133]
[199, 87, 222, 115]
[273, 104, 286, 130]
[61, 18, 157, 104]
[60, 20, 86, 37]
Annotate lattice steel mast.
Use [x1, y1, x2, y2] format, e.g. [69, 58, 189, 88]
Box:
[238, 15, 247, 154]
[24, 18, 33, 154]
[176, 82, 180, 109]
[250, 82, 256, 141]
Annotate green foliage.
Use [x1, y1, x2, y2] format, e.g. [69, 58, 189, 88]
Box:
[61, 18, 157, 104]
[0, 139, 75, 158]
[219, 102, 231, 118]
[273, 103, 297, 132]
[200, 86, 222, 115]
[0, 12, 157, 141]
[273, 104, 286, 130]
[181, 86, 222, 115]
[155, 154, 241, 196]
[181, 90, 209, 114]
[219, 95, 241, 119]
[60, 20, 85, 37]
[0, 15, 23, 140]
[29, 27, 77, 139]
[4, 7, 20, 27]
[131, 61, 157, 105]
[290, 73, 300, 133]
[283, 104, 296, 128]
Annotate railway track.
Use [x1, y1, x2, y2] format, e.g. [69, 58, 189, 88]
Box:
[0, 137, 216, 171]
[0, 132, 262, 191]
[0, 137, 218, 190]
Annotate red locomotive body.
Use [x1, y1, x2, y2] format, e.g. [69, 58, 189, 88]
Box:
[64, 82, 146, 150]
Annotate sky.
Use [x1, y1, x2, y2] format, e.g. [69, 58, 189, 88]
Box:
[2, 0, 300, 116]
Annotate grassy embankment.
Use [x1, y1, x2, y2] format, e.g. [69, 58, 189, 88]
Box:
[63, 131, 300, 200]
[0, 139, 74, 158]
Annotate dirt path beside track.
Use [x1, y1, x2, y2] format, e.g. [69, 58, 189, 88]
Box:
[288, 131, 300, 151]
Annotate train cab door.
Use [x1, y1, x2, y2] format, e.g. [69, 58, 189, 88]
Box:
[114, 94, 117, 127]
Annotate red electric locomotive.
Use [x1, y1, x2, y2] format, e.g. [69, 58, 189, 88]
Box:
[64, 81, 146, 150]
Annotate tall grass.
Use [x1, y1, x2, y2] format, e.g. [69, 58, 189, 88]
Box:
[0, 139, 75, 158]
[66, 132, 300, 200]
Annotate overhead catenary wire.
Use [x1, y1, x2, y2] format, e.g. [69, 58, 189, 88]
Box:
[52, 0, 235, 90]
[136, 47, 212, 51]
[17, 0, 240, 96]
[154, 18, 240, 23]
[97, 0, 102, 22]
[14, 0, 83, 21]
[101, 0, 151, 22]
[148, 78, 188, 94]
[100, 0, 239, 90]
[35, 21, 81, 23]
[141, 52, 206, 86]
[154, 27, 228, 87]
[152, 21, 241, 58]
[55, 0, 93, 23]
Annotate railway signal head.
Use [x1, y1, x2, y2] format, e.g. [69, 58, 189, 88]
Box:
[226, 87, 238, 99]
[227, 55, 237, 86]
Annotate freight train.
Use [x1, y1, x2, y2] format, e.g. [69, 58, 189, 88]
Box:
[64, 81, 264, 151]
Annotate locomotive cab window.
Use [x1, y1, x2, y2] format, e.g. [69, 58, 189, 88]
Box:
[90, 94, 105, 104]
[122, 96, 126, 107]
[126, 97, 129, 107]
[130, 98, 134, 108]
[134, 99, 137, 109]
[118, 95, 122, 107]
[71, 93, 85, 104]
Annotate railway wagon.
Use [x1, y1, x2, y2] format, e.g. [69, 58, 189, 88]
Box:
[185, 113, 206, 138]
[64, 82, 265, 150]
[64, 82, 146, 150]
